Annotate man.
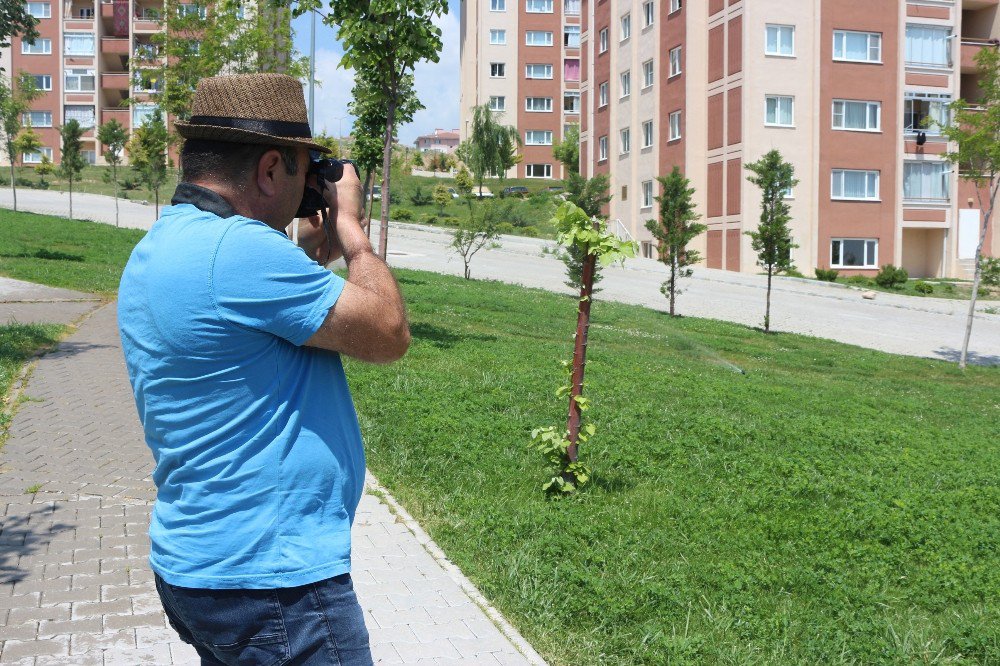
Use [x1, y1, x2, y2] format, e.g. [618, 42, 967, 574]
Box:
[118, 74, 409, 665]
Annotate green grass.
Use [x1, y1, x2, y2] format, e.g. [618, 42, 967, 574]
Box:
[10, 164, 180, 202]
[0, 209, 145, 295]
[0, 323, 64, 438]
[346, 269, 1000, 665]
[815, 274, 1000, 301]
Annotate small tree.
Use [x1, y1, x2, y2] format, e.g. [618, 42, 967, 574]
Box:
[128, 109, 169, 217]
[457, 104, 521, 197]
[560, 172, 612, 291]
[452, 198, 504, 279]
[645, 167, 707, 316]
[34, 154, 54, 186]
[454, 165, 473, 197]
[98, 119, 128, 227]
[552, 123, 580, 176]
[939, 46, 1000, 369]
[58, 120, 88, 220]
[0, 72, 41, 211]
[745, 150, 798, 333]
[432, 183, 451, 214]
[13, 123, 41, 166]
[313, 132, 341, 158]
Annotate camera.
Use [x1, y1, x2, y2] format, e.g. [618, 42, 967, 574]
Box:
[295, 153, 360, 219]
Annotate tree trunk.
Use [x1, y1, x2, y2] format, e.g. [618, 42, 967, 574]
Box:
[669, 253, 677, 317]
[464, 260, 471, 280]
[69, 178, 73, 219]
[113, 165, 119, 227]
[959, 202, 993, 369]
[362, 169, 374, 238]
[377, 94, 398, 261]
[9, 162, 17, 212]
[155, 187, 159, 218]
[765, 266, 773, 333]
[565, 251, 597, 470]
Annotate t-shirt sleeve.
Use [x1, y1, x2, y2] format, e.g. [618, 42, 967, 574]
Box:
[211, 218, 345, 346]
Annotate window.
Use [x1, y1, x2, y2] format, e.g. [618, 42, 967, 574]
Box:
[82, 149, 96, 165]
[620, 127, 631, 155]
[64, 69, 95, 92]
[904, 93, 951, 134]
[76, 6, 93, 18]
[599, 82, 608, 107]
[526, 130, 553, 145]
[64, 104, 95, 128]
[22, 147, 52, 163]
[599, 135, 608, 161]
[31, 74, 52, 91]
[669, 110, 682, 140]
[833, 30, 882, 63]
[599, 27, 609, 53]
[831, 239, 878, 268]
[642, 59, 654, 88]
[621, 13, 631, 41]
[783, 186, 794, 199]
[21, 38, 51, 54]
[904, 161, 950, 201]
[669, 46, 682, 76]
[670, 0, 682, 12]
[489, 96, 506, 112]
[833, 100, 880, 131]
[133, 70, 162, 93]
[526, 31, 553, 46]
[525, 97, 553, 112]
[526, 63, 553, 79]
[25, 2, 50, 18]
[642, 180, 654, 208]
[565, 58, 580, 81]
[177, 3, 206, 17]
[64, 32, 94, 56]
[490, 0, 505, 10]
[526, 0, 553, 13]
[620, 70, 631, 98]
[132, 103, 156, 127]
[526, 164, 552, 178]
[642, 120, 653, 148]
[565, 25, 580, 48]
[766, 25, 794, 56]
[22, 110, 52, 127]
[564, 91, 580, 113]
[490, 62, 506, 78]
[565, 0, 580, 15]
[765, 95, 794, 127]
[906, 25, 951, 68]
[643, 1, 654, 28]
[490, 29, 506, 45]
[831, 169, 879, 200]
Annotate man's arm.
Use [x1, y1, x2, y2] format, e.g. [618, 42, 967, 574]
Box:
[303, 171, 410, 363]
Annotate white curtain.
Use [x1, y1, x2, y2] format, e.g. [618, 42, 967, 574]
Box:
[844, 32, 870, 60]
[906, 26, 950, 66]
[904, 162, 949, 200]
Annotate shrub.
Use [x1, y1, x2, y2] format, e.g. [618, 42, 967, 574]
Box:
[784, 267, 806, 278]
[15, 177, 34, 188]
[914, 281, 934, 295]
[392, 207, 415, 221]
[815, 268, 839, 282]
[846, 275, 874, 287]
[440, 216, 460, 227]
[982, 257, 1000, 287]
[121, 176, 140, 191]
[409, 185, 433, 206]
[519, 226, 539, 238]
[419, 213, 438, 225]
[942, 282, 956, 294]
[875, 264, 908, 289]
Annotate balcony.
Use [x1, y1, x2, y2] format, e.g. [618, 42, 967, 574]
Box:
[961, 38, 998, 74]
[101, 37, 129, 55]
[964, 0, 999, 8]
[100, 107, 130, 126]
[101, 72, 129, 90]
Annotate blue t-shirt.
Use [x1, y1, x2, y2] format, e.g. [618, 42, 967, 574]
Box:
[118, 190, 364, 589]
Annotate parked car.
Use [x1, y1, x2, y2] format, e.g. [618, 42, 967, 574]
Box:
[370, 185, 382, 200]
[501, 186, 530, 198]
[545, 186, 564, 194]
[446, 187, 460, 198]
[475, 186, 495, 198]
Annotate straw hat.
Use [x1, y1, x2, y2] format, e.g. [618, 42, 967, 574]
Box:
[174, 73, 331, 154]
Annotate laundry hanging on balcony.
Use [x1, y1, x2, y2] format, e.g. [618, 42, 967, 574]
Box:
[113, 0, 129, 37]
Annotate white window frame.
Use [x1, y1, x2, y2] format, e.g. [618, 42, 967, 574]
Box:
[565, 0, 580, 15]
[831, 169, 880, 201]
[563, 91, 580, 114]
[765, 24, 795, 57]
[525, 31, 554, 47]
[669, 46, 682, 77]
[489, 29, 506, 45]
[490, 0, 505, 10]
[525, 130, 553, 146]
[620, 70, 631, 98]
[132, 104, 157, 128]
[833, 30, 882, 64]
[619, 127, 631, 155]
[641, 180, 654, 208]
[489, 96, 506, 112]
[525, 97, 553, 112]
[643, 1, 654, 28]
[25, 2, 50, 18]
[21, 38, 51, 54]
[831, 238, 879, 268]
[490, 62, 506, 78]
[903, 160, 951, 201]
[64, 32, 95, 56]
[765, 95, 795, 127]
[905, 24, 952, 69]
[599, 135, 608, 161]
[669, 111, 682, 140]
[64, 104, 96, 129]
[904, 92, 951, 135]
[642, 59, 654, 89]
[525, 0, 553, 13]
[599, 27, 609, 53]
[64, 68, 96, 92]
[670, 0, 682, 13]
[526, 164, 552, 178]
[22, 110, 53, 127]
[620, 13, 631, 41]
[564, 25, 581, 48]
[177, 4, 206, 18]
[31, 74, 52, 91]
[22, 147, 53, 163]
[525, 63, 553, 79]
[832, 99, 881, 132]
[599, 82, 609, 107]
[641, 120, 653, 148]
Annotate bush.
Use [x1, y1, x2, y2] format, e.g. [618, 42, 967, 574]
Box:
[815, 268, 839, 282]
[392, 207, 415, 221]
[519, 226, 539, 238]
[914, 281, 934, 295]
[409, 185, 433, 206]
[784, 267, 806, 278]
[846, 275, 874, 287]
[121, 176, 140, 191]
[875, 264, 908, 289]
[981, 257, 1000, 287]
[419, 213, 438, 225]
[942, 282, 956, 294]
[440, 216, 460, 227]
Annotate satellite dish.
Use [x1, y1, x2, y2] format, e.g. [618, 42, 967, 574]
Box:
[916, 131, 927, 146]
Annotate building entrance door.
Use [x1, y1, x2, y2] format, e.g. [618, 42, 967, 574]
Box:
[958, 209, 980, 259]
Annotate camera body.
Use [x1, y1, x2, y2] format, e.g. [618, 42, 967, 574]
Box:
[294, 154, 360, 219]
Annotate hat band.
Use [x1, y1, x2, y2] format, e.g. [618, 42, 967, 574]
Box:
[187, 116, 313, 139]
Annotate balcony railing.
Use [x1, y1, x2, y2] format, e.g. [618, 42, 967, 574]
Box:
[961, 38, 999, 74]
[100, 37, 129, 55]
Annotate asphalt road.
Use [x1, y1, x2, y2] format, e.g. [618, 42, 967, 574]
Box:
[3, 187, 998, 365]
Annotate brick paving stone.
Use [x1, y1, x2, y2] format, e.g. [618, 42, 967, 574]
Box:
[0, 302, 546, 665]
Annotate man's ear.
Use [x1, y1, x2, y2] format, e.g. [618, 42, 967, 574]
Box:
[256, 149, 282, 197]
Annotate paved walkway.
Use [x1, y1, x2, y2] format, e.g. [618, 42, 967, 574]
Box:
[0, 302, 545, 665]
[0, 278, 101, 327]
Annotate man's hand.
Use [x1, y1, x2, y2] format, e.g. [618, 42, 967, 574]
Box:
[293, 168, 369, 265]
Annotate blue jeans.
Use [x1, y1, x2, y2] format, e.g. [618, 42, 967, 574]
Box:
[155, 573, 374, 666]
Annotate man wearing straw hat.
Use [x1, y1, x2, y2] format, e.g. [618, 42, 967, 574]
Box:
[118, 73, 410, 665]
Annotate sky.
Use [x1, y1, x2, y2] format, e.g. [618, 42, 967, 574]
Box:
[290, 1, 462, 146]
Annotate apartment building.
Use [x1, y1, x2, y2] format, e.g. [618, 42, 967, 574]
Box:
[580, 0, 999, 279]
[460, 0, 583, 179]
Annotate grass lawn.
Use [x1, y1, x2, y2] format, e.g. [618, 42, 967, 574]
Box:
[0, 209, 145, 295]
[346, 269, 1000, 665]
[0, 323, 64, 437]
[9, 164, 180, 203]
[811, 275, 1000, 302]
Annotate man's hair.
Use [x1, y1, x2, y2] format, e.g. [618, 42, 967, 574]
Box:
[180, 139, 299, 184]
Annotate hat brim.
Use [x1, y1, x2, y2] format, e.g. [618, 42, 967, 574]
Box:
[174, 121, 332, 154]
